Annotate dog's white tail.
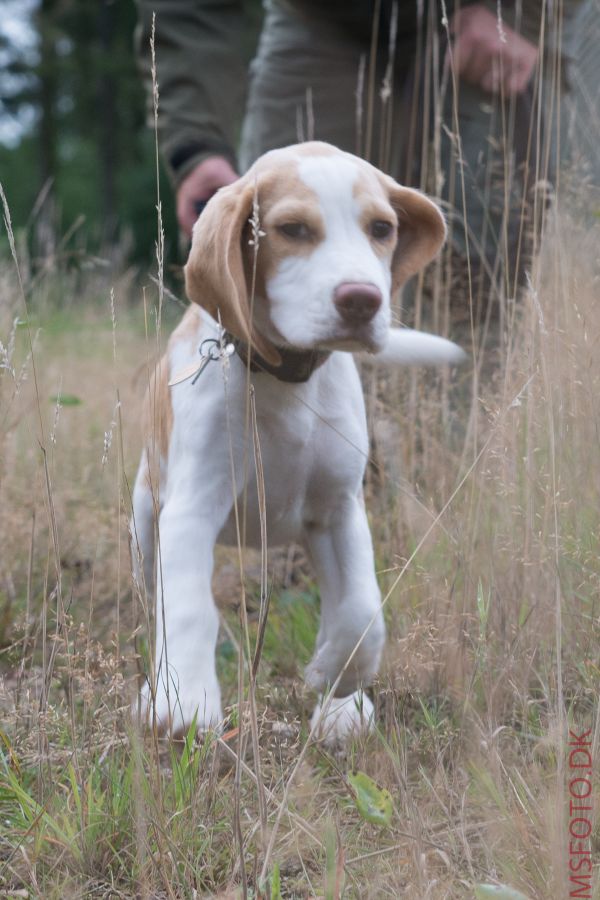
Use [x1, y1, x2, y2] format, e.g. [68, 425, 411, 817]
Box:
[370, 327, 468, 367]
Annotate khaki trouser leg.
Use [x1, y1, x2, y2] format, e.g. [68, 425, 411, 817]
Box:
[439, 80, 547, 307]
[239, 4, 366, 170]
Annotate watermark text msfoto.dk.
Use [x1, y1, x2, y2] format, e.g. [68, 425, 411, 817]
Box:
[568, 728, 594, 899]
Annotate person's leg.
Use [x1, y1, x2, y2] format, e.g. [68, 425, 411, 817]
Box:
[239, 1, 418, 173]
[239, 3, 365, 170]
[389, 3, 552, 350]
[439, 78, 545, 321]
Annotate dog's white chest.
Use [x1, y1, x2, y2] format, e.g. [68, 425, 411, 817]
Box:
[208, 354, 368, 547]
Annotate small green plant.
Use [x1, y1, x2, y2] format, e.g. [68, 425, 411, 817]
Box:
[347, 771, 393, 827]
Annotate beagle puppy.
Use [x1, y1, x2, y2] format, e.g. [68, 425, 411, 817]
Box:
[131, 141, 464, 742]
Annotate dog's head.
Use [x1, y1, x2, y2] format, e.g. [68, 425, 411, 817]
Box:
[185, 142, 446, 363]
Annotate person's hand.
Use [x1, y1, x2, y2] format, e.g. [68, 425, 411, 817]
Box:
[176, 155, 239, 236]
[449, 4, 539, 95]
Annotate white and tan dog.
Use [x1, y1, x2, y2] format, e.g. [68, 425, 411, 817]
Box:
[131, 141, 464, 741]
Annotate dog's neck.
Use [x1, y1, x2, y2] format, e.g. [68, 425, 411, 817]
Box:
[226, 332, 330, 383]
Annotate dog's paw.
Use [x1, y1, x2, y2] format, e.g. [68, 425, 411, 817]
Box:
[310, 691, 374, 746]
[304, 608, 385, 698]
[305, 640, 379, 698]
[136, 676, 223, 738]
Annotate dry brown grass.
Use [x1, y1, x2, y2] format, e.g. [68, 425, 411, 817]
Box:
[0, 177, 598, 898]
[2, 12, 600, 886]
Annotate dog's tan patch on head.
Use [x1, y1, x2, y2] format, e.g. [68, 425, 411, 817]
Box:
[243, 161, 325, 292]
[352, 168, 398, 260]
[253, 142, 339, 170]
[292, 141, 339, 159]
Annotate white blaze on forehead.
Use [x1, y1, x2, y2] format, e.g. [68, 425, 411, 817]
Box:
[292, 153, 392, 292]
[264, 150, 392, 351]
[296, 154, 363, 231]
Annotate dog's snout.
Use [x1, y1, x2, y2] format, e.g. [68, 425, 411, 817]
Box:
[334, 282, 382, 324]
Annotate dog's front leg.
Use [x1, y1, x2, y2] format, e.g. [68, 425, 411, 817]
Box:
[141, 461, 232, 737]
[304, 494, 385, 740]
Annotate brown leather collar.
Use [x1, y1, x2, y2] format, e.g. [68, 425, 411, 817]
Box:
[226, 332, 330, 383]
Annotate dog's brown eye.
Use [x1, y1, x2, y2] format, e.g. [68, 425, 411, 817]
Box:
[370, 220, 395, 240]
[277, 222, 312, 240]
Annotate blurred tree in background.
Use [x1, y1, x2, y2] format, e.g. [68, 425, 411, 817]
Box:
[0, 0, 263, 273]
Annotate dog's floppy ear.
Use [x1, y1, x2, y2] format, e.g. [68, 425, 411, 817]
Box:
[184, 177, 280, 365]
[381, 175, 447, 295]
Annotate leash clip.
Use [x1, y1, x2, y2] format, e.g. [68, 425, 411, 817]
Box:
[168, 334, 235, 387]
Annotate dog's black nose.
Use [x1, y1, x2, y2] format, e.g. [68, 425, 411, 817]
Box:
[334, 282, 382, 324]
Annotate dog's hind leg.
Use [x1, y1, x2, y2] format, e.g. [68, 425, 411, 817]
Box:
[130, 449, 160, 603]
